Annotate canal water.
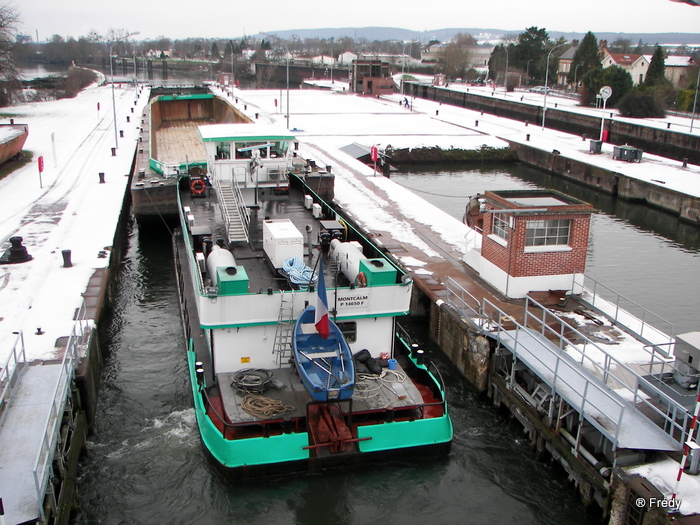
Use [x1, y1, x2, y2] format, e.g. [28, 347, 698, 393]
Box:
[73, 166, 698, 524]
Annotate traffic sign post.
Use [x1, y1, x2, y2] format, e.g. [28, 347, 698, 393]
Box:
[38, 155, 44, 188]
[599, 86, 612, 141]
[370, 145, 378, 176]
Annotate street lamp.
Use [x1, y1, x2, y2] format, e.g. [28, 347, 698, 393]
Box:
[110, 31, 140, 150]
[541, 41, 567, 131]
[401, 41, 410, 96]
[503, 44, 509, 96]
[263, 33, 290, 128]
[690, 65, 700, 133]
[227, 40, 236, 92]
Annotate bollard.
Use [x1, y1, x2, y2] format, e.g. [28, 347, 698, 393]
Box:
[555, 103, 557, 108]
[111, 148, 116, 156]
[244, 104, 247, 110]
[127, 115, 130, 122]
[99, 172, 105, 183]
[131, 107, 134, 113]
[255, 113, 259, 119]
[667, 123, 671, 129]
[10, 118, 14, 124]
[436, 110, 439, 116]
[683, 158, 688, 168]
[582, 134, 587, 141]
[526, 134, 530, 141]
[525, 120, 528, 127]
[119, 130, 124, 138]
[61, 249, 72, 268]
[475, 120, 478, 127]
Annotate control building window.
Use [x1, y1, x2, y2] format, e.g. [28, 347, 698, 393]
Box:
[525, 219, 571, 246]
[492, 213, 511, 241]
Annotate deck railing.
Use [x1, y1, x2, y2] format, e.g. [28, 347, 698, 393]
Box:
[32, 300, 93, 521]
[572, 273, 676, 353]
[0, 331, 27, 429]
[482, 296, 689, 449]
[444, 276, 483, 326]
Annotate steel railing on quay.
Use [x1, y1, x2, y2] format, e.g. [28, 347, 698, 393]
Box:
[0, 331, 28, 429]
[572, 273, 676, 352]
[445, 276, 484, 327]
[32, 300, 93, 521]
[520, 296, 688, 447]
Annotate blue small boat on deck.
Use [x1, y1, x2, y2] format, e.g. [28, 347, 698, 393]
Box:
[293, 306, 355, 401]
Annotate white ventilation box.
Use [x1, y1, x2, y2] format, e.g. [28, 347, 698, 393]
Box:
[312, 203, 322, 218]
[263, 219, 304, 269]
[303, 195, 313, 209]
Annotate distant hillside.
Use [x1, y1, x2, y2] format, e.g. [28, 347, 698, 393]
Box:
[257, 27, 700, 46]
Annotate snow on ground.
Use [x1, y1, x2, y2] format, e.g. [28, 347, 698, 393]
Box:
[628, 457, 700, 516]
[0, 81, 148, 362]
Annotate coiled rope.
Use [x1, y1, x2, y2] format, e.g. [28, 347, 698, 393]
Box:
[353, 369, 407, 400]
[241, 394, 296, 419]
[230, 369, 274, 394]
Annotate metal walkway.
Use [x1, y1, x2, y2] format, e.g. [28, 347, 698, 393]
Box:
[445, 276, 690, 453]
[0, 308, 91, 524]
[496, 326, 680, 451]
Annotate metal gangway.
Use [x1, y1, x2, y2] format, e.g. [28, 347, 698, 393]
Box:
[215, 174, 249, 244]
[445, 277, 690, 454]
[0, 302, 94, 524]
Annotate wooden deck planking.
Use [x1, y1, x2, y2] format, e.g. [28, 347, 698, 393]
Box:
[154, 120, 208, 165]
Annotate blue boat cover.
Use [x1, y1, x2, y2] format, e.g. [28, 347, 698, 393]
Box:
[283, 257, 317, 287]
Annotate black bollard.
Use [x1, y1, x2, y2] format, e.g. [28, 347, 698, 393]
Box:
[99, 172, 105, 183]
[111, 148, 116, 156]
[61, 249, 72, 268]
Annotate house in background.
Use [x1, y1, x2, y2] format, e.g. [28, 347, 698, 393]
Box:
[600, 47, 649, 85]
[643, 54, 696, 87]
[556, 44, 578, 86]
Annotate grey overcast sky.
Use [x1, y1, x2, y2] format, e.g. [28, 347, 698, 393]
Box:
[16, 0, 700, 41]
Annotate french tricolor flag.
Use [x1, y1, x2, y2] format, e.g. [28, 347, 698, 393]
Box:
[314, 258, 330, 339]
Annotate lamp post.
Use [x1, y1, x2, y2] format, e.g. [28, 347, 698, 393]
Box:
[110, 31, 140, 150]
[227, 40, 235, 92]
[263, 33, 290, 128]
[503, 44, 509, 96]
[541, 41, 567, 131]
[690, 65, 700, 133]
[401, 41, 410, 96]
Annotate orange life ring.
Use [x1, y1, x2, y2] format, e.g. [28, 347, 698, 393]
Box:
[190, 179, 206, 195]
[356, 272, 367, 287]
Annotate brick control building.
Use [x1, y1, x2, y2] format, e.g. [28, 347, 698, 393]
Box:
[464, 190, 593, 298]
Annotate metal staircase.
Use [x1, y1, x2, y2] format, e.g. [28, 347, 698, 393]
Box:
[216, 180, 249, 244]
[272, 293, 295, 366]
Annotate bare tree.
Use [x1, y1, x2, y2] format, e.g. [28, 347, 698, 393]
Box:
[0, 3, 19, 81]
[438, 33, 476, 79]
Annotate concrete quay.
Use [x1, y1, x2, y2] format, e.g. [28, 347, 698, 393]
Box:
[0, 81, 150, 524]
